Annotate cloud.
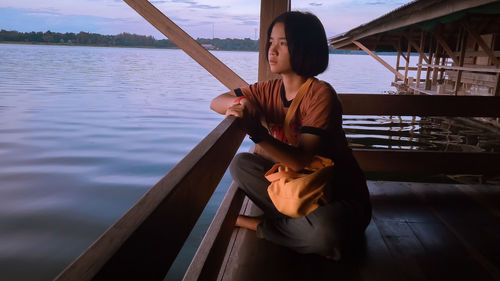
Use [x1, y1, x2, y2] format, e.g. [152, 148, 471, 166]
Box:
[223, 14, 258, 26]
[172, 0, 197, 4]
[0, 0, 415, 39]
[240, 20, 257, 25]
[170, 0, 220, 9]
[191, 4, 220, 9]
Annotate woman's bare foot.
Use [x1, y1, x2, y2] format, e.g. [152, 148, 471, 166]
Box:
[235, 215, 261, 231]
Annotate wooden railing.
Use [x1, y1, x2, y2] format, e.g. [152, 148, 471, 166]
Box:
[55, 94, 500, 281]
[55, 118, 244, 281]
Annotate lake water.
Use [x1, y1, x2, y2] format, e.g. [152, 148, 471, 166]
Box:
[0, 43, 499, 281]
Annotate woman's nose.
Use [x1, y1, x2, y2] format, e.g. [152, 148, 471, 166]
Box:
[269, 43, 277, 55]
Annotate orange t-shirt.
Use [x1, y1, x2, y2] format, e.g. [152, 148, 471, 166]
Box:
[236, 78, 347, 161]
[236, 78, 370, 202]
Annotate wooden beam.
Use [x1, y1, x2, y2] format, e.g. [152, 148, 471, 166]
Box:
[431, 30, 458, 65]
[122, 0, 248, 90]
[425, 35, 435, 90]
[495, 73, 500, 96]
[258, 0, 290, 81]
[331, 0, 496, 49]
[353, 149, 500, 175]
[416, 31, 425, 88]
[454, 29, 467, 95]
[417, 64, 500, 73]
[55, 118, 245, 281]
[395, 37, 409, 62]
[453, 50, 500, 57]
[353, 40, 404, 80]
[439, 56, 446, 80]
[400, 52, 409, 63]
[404, 33, 430, 64]
[446, 71, 498, 88]
[395, 40, 401, 82]
[338, 94, 500, 117]
[182, 183, 245, 281]
[404, 36, 411, 82]
[462, 21, 500, 66]
[432, 43, 440, 86]
[397, 67, 419, 71]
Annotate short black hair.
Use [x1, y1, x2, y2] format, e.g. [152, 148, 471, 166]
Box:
[266, 11, 329, 77]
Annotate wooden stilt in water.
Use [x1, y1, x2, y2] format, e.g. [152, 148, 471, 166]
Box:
[404, 32, 411, 86]
[416, 31, 425, 90]
[431, 43, 440, 87]
[454, 27, 467, 95]
[395, 37, 402, 83]
[425, 34, 435, 91]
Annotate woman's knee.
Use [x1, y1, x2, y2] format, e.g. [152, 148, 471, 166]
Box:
[229, 152, 253, 181]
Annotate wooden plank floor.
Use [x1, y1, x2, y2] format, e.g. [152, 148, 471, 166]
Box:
[217, 181, 500, 281]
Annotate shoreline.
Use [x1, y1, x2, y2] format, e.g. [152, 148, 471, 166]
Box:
[0, 42, 399, 55]
[0, 41, 259, 52]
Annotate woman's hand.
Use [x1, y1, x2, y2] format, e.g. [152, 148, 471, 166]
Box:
[225, 97, 256, 118]
[226, 98, 268, 141]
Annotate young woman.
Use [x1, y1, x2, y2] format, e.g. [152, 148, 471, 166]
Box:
[210, 11, 371, 260]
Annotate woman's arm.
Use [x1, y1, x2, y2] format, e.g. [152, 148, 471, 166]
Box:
[255, 132, 322, 171]
[219, 97, 321, 170]
[211, 91, 321, 171]
[210, 92, 238, 115]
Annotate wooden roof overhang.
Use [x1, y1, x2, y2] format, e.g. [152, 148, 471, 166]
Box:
[330, 0, 500, 53]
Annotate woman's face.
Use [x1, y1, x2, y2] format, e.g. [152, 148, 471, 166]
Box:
[268, 22, 293, 75]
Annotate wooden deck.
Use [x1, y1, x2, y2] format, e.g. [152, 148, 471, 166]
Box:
[216, 181, 500, 281]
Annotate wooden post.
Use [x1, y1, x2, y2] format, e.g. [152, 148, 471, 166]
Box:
[404, 33, 430, 64]
[404, 34, 411, 84]
[494, 34, 500, 96]
[463, 21, 500, 66]
[353, 40, 404, 80]
[454, 28, 467, 95]
[495, 73, 500, 96]
[258, 0, 290, 82]
[432, 44, 440, 87]
[425, 34, 435, 91]
[122, 0, 247, 90]
[395, 37, 401, 82]
[432, 29, 459, 65]
[439, 56, 446, 80]
[416, 31, 425, 89]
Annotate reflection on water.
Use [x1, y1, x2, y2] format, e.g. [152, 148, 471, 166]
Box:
[345, 116, 500, 152]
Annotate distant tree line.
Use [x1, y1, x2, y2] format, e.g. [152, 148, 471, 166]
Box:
[0, 29, 260, 51]
[197, 38, 258, 51]
[0, 29, 391, 54]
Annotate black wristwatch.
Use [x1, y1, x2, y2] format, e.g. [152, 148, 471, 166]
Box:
[248, 129, 268, 144]
[249, 133, 264, 143]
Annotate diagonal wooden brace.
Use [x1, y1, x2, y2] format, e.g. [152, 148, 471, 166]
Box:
[353, 40, 405, 81]
[123, 0, 248, 89]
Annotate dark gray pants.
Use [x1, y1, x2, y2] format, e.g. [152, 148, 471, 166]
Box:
[229, 152, 371, 257]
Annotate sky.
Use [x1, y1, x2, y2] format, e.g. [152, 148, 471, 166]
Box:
[0, 0, 414, 40]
